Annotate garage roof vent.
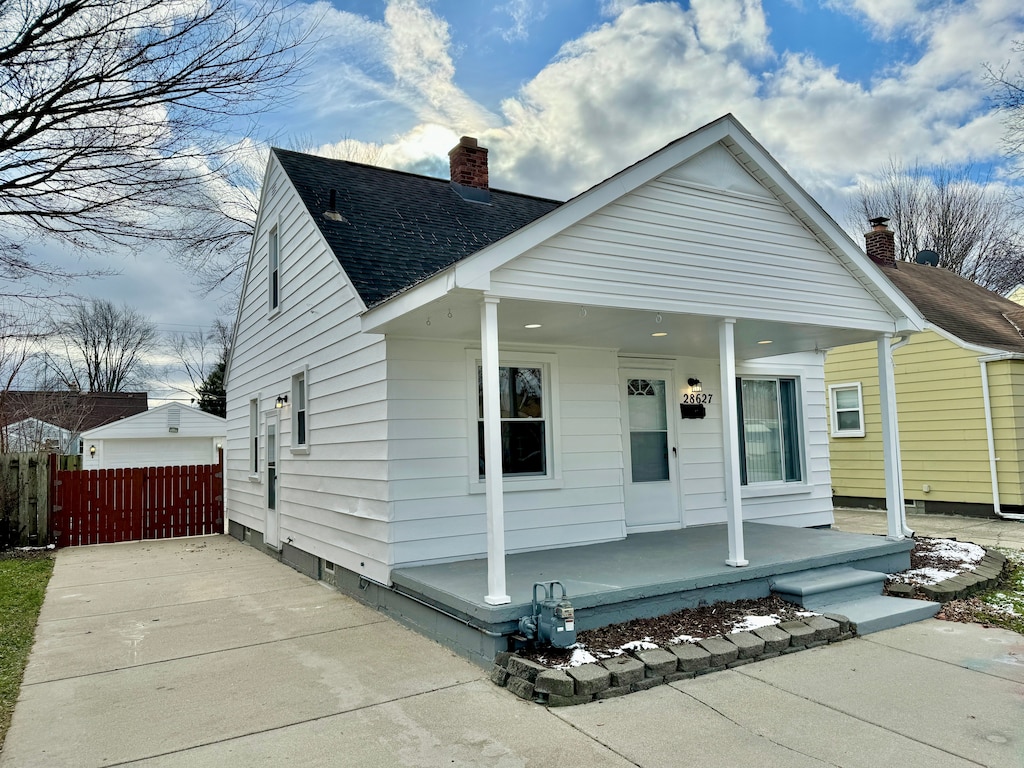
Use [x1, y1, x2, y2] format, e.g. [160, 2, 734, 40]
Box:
[168, 405, 181, 433]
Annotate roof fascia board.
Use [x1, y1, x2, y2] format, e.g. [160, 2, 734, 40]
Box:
[927, 323, 1009, 356]
[978, 352, 1024, 362]
[361, 270, 456, 333]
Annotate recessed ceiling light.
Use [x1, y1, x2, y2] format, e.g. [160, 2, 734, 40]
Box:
[757, 339, 773, 345]
[524, 323, 542, 329]
[651, 332, 668, 337]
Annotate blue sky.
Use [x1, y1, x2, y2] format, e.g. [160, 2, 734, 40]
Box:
[23, 0, 1024, 398]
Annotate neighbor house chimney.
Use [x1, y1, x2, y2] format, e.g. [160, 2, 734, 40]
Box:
[865, 217, 896, 267]
[449, 136, 488, 189]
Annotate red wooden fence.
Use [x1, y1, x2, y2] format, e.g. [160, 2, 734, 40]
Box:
[50, 456, 223, 547]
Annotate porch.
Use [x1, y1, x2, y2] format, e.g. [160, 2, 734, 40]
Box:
[356, 521, 925, 666]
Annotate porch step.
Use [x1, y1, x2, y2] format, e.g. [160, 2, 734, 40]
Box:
[770, 566, 940, 635]
[771, 566, 888, 610]
[819, 595, 941, 635]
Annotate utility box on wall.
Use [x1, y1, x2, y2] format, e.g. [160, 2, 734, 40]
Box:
[680, 403, 706, 419]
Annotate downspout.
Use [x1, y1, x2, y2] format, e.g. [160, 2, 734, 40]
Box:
[979, 359, 1024, 521]
[888, 335, 914, 537]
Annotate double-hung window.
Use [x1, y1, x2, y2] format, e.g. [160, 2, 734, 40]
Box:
[268, 226, 279, 312]
[829, 383, 865, 437]
[736, 377, 803, 485]
[291, 368, 308, 451]
[477, 364, 547, 478]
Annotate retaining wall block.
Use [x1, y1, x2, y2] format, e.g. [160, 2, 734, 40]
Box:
[534, 669, 575, 697]
[489, 666, 509, 687]
[697, 636, 739, 666]
[726, 631, 764, 659]
[670, 643, 711, 673]
[752, 625, 791, 653]
[568, 663, 611, 696]
[506, 656, 548, 683]
[804, 616, 840, 642]
[634, 647, 678, 677]
[601, 656, 645, 687]
[506, 676, 535, 700]
[778, 620, 815, 646]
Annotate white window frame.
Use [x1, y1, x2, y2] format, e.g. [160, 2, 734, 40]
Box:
[268, 224, 280, 314]
[248, 395, 261, 480]
[829, 382, 866, 438]
[290, 366, 309, 454]
[466, 350, 562, 493]
[736, 375, 805, 488]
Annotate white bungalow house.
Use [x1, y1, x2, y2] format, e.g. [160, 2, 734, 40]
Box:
[225, 115, 927, 657]
[81, 403, 225, 470]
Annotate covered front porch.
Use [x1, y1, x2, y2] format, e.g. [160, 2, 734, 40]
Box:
[351, 520, 928, 666]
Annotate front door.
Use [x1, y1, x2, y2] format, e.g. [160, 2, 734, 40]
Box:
[622, 370, 680, 530]
[265, 414, 281, 549]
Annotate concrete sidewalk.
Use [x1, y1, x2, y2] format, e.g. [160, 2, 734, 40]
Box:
[833, 507, 1024, 550]
[2, 533, 1022, 767]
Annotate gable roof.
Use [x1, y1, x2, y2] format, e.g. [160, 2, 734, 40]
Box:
[81, 402, 225, 438]
[0, 391, 148, 432]
[272, 149, 562, 308]
[883, 262, 1024, 353]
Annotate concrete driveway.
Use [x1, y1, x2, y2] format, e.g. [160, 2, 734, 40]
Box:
[2, 534, 1023, 767]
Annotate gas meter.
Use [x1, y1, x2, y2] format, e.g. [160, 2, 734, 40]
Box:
[517, 581, 576, 648]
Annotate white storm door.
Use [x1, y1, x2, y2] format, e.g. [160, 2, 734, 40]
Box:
[265, 413, 281, 549]
[622, 371, 680, 531]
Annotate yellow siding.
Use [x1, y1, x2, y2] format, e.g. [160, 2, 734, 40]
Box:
[825, 331, 1020, 507]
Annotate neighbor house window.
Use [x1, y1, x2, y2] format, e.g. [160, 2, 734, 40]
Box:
[291, 369, 308, 450]
[736, 377, 802, 485]
[268, 226, 279, 311]
[477, 365, 547, 477]
[249, 397, 259, 475]
[829, 383, 865, 437]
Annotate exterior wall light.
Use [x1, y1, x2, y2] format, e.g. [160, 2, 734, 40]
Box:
[687, 378, 702, 393]
[89, 444, 97, 457]
[275, 394, 288, 409]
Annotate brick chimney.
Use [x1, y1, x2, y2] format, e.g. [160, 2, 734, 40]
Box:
[449, 136, 488, 189]
[865, 216, 896, 267]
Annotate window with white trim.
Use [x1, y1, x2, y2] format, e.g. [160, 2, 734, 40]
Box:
[291, 369, 308, 450]
[476, 363, 549, 478]
[268, 226, 279, 311]
[829, 382, 865, 438]
[736, 377, 803, 485]
[249, 397, 260, 475]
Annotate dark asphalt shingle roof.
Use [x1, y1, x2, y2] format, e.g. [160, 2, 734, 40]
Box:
[0, 391, 149, 432]
[884, 261, 1024, 353]
[272, 149, 563, 308]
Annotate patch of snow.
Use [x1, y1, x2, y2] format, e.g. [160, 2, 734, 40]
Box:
[15, 544, 55, 551]
[732, 614, 781, 632]
[669, 634, 698, 644]
[926, 539, 985, 565]
[796, 610, 819, 617]
[891, 566, 960, 585]
[619, 639, 659, 651]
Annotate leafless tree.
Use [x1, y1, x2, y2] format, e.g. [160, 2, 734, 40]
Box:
[166, 318, 232, 401]
[43, 299, 158, 392]
[987, 41, 1024, 177]
[848, 159, 1024, 293]
[0, 0, 308, 273]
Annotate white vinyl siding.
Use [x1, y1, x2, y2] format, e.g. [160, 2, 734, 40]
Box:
[226, 155, 389, 583]
[387, 340, 624, 568]
[488, 145, 894, 332]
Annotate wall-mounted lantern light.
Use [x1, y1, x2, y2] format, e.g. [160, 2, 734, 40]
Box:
[89, 445, 97, 457]
[275, 394, 288, 409]
[687, 378, 702, 393]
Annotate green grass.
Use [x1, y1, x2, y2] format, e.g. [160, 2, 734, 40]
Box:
[972, 552, 1024, 635]
[0, 555, 54, 750]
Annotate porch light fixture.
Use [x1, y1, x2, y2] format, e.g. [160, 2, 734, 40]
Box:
[275, 394, 288, 409]
[687, 378, 702, 393]
[89, 445, 96, 457]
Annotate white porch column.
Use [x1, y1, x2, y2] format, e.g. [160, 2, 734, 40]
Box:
[481, 296, 510, 605]
[719, 318, 748, 567]
[877, 333, 906, 541]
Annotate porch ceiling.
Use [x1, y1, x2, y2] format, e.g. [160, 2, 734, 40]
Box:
[371, 292, 885, 359]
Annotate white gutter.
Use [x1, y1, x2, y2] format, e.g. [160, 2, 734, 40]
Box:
[888, 335, 914, 537]
[979, 356, 1024, 521]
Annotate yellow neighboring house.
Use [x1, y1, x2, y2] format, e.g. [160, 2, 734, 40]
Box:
[826, 223, 1024, 518]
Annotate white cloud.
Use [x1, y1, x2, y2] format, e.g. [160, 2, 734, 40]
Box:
[499, 0, 549, 42]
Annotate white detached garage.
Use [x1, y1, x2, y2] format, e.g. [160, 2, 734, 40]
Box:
[81, 403, 226, 470]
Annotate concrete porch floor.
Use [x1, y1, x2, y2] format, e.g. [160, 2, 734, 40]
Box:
[379, 521, 914, 663]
